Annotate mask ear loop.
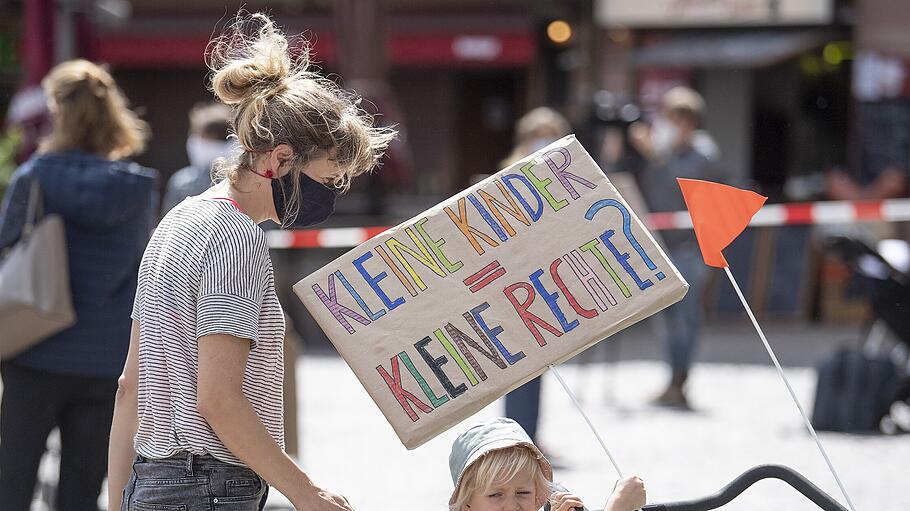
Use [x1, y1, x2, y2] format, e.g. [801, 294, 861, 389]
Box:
[249, 168, 275, 179]
[248, 150, 300, 226]
[240, 148, 276, 180]
[246, 149, 289, 180]
[249, 153, 296, 179]
[270, 165, 293, 228]
[281, 168, 302, 228]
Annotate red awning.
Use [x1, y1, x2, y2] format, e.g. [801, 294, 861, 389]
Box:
[390, 32, 534, 66]
[92, 31, 534, 68]
[90, 33, 334, 68]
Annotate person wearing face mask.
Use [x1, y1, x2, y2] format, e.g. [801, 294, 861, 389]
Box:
[501, 107, 571, 170]
[161, 102, 237, 214]
[629, 86, 721, 410]
[106, 14, 395, 511]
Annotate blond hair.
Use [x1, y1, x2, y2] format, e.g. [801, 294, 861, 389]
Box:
[514, 107, 570, 146]
[206, 12, 396, 224]
[661, 86, 705, 125]
[39, 59, 149, 160]
[502, 107, 570, 167]
[450, 446, 552, 511]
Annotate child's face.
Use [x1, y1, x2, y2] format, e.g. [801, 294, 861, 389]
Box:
[465, 473, 540, 511]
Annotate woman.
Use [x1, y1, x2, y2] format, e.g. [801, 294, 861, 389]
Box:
[501, 107, 571, 169]
[0, 61, 158, 510]
[107, 14, 395, 511]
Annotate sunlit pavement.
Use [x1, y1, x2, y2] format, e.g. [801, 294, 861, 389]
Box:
[12, 321, 908, 510]
[275, 321, 908, 511]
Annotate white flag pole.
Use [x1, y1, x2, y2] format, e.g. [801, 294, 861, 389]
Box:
[548, 364, 638, 511]
[723, 265, 858, 511]
[548, 364, 625, 478]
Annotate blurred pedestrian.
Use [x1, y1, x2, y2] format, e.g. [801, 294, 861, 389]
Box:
[501, 107, 571, 169]
[629, 86, 720, 409]
[107, 13, 395, 511]
[501, 107, 571, 443]
[161, 101, 236, 213]
[0, 59, 158, 511]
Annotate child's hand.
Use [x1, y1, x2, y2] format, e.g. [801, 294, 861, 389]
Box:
[548, 491, 585, 511]
[605, 475, 646, 511]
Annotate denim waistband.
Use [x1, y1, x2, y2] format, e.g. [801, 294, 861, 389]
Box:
[128, 451, 268, 510]
[136, 451, 249, 473]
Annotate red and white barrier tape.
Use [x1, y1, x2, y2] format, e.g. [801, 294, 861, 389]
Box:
[267, 198, 910, 249]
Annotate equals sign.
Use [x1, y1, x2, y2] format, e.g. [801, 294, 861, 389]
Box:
[463, 260, 507, 293]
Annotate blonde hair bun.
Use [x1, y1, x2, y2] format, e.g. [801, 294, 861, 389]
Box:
[208, 13, 298, 106]
[204, 11, 397, 225]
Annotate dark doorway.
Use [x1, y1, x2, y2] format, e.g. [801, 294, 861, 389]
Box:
[454, 70, 524, 190]
[113, 68, 212, 184]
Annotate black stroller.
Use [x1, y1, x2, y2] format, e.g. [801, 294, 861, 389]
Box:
[641, 465, 848, 510]
[813, 235, 910, 432]
[827, 235, 910, 346]
[542, 465, 849, 510]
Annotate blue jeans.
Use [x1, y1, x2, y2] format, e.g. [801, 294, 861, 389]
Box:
[121, 453, 268, 511]
[505, 377, 541, 441]
[659, 245, 706, 380]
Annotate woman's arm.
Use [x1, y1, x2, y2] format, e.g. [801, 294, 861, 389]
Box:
[107, 320, 141, 511]
[0, 166, 33, 252]
[197, 334, 353, 511]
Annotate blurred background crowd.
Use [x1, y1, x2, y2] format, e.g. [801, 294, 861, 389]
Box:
[3, 0, 908, 339]
[1, 0, 909, 510]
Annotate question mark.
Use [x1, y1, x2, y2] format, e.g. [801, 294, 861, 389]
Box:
[585, 199, 665, 291]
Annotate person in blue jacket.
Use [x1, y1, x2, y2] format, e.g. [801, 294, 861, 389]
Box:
[161, 101, 236, 214]
[0, 59, 158, 511]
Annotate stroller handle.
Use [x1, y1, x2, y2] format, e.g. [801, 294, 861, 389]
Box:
[640, 464, 848, 511]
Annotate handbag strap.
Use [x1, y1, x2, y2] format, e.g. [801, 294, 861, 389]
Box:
[22, 177, 44, 238]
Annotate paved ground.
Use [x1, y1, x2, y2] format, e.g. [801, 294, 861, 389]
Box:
[17, 320, 910, 510]
[276, 320, 909, 510]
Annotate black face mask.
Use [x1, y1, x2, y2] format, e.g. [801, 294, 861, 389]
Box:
[271, 172, 337, 228]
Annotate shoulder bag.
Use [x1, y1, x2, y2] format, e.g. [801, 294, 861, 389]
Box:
[0, 178, 76, 359]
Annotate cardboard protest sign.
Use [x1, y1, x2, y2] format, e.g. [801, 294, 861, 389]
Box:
[293, 136, 688, 449]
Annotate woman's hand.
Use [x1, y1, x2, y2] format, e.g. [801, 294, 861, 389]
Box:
[549, 490, 585, 511]
[605, 475, 646, 511]
[295, 486, 354, 511]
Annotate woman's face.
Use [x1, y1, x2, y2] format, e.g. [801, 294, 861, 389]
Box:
[301, 149, 342, 185]
[465, 473, 540, 511]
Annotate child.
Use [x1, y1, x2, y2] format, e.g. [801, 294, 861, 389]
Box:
[449, 418, 645, 511]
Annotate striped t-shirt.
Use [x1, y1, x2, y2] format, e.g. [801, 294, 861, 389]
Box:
[131, 197, 285, 466]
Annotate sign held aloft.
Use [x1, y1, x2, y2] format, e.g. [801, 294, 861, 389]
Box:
[294, 136, 688, 448]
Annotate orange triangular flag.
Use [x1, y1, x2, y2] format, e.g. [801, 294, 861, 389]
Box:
[677, 178, 767, 268]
